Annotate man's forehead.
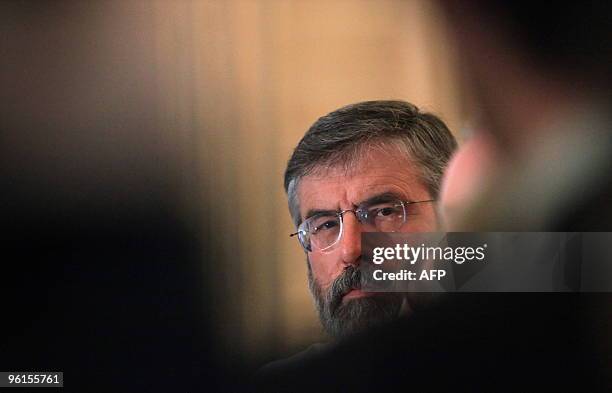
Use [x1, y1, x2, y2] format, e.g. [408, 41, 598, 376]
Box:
[306, 145, 416, 179]
[298, 174, 417, 202]
[296, 151, 427, 214]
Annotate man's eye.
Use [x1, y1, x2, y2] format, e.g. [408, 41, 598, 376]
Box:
[314, 220, 338, 233]
[376, 207, 397, 217]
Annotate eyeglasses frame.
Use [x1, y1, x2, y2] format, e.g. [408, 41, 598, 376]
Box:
[289, 199, 435, 252]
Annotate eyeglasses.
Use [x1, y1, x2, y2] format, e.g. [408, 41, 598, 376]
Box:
[290, 198, 435, 252]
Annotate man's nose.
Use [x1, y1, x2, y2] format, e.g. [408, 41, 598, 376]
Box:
[340, 212, 362, 265]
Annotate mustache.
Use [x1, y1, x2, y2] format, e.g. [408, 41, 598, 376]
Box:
[327, 265, 362, 312]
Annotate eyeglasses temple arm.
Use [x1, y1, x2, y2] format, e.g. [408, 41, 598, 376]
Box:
[405, 199, 436, 205]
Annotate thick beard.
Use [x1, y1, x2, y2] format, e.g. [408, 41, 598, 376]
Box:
[308, 263, 403, 339]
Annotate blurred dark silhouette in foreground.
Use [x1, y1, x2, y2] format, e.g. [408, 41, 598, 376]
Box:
[0, 2, 239, 391]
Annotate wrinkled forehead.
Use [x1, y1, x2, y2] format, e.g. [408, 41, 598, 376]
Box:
[307, 142, 414, 179]
[296, 146, 429, 215]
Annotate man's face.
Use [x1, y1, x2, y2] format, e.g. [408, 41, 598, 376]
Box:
[297, 148, 438, 338]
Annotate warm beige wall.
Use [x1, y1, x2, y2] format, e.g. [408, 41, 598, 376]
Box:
[149, 0, 465, 365]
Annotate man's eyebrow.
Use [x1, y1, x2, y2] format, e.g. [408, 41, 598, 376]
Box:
[358, 192, 406, 206]
[303, 192, 407, 220]
[304, 208, 338, 220]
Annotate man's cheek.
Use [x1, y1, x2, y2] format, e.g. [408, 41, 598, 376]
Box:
[309, 254, 341, 289]
[405, 211, 438, 231]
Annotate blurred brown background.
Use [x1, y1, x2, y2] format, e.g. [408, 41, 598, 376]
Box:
[161, 0, 466, 361]
[165, 0, 467, 365]
[1, 0, 466, 372]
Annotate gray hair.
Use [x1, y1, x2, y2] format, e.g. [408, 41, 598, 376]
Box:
[284, 100, 457, 227]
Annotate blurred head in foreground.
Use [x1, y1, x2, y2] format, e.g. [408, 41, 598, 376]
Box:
[439, 1, 612, 231]
[284, 100, 457, 339]
[437, 3, 612, 384]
